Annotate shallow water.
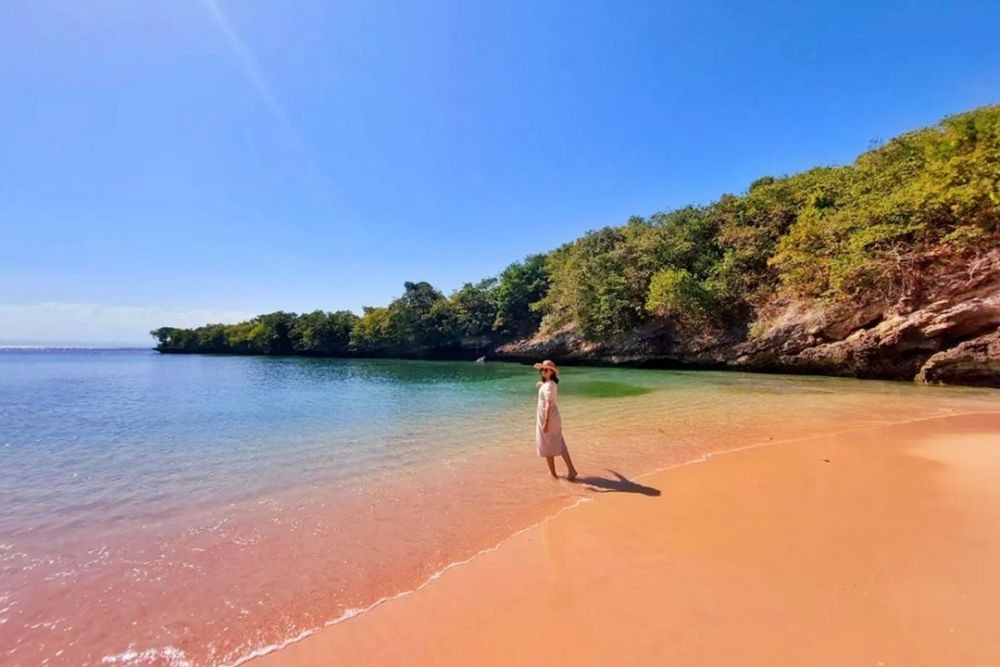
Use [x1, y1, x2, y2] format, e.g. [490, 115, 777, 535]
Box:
[1, 349, 997, 666]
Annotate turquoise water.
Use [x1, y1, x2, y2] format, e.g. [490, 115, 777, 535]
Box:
[0, 350, 532, 538]
[2, 349, 998, 667]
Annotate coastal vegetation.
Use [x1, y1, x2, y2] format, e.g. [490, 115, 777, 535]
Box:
[153, 105, 1000, 382]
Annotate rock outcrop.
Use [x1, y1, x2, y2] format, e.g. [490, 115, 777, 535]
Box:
[917, 330, 1000, 386]
[498, 250, 1000, 388]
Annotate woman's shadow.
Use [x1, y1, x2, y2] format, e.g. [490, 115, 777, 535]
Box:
[572, 469, 661, 496]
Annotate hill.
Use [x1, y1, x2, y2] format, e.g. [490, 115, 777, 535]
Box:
[153, 105, 1000, 387]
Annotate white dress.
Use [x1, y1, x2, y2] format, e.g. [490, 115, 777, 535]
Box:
[536, 381, 568, 457]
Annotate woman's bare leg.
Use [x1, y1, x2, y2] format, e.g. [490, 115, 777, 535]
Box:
[561, 451, 578, 481]
[545, 456, 557, 477]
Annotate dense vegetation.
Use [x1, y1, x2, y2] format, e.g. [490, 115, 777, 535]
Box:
[153, 105, 1000, 356]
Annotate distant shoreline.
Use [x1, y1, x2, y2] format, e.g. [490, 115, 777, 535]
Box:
[8, 345, 996, 389]
[150, 346, 1000, 388]
[0, 345, 152, 350]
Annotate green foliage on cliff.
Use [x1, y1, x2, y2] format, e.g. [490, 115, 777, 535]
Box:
[772, 108, 1000, 297]
[153, 105, 1000, 356]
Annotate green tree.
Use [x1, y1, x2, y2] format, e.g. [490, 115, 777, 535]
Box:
[448, 279, 497, 339]
[351, 306, 393, 350]
[385, 281, 447, 347]
[646, 268, 719, 324]
[492, 254, 550, 338]
[291, 310, 359, 354]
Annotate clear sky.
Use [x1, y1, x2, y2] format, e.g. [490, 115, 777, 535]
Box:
[1, 1, 998, 345]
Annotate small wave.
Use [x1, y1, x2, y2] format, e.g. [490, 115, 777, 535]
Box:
[101, 645, 193, 667]
[223, 496, 593, 667]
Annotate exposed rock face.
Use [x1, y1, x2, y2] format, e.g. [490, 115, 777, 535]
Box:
[498, 250, 1000, 388]
[497, 322, 739, 368]
[917, 330, 1000, 387]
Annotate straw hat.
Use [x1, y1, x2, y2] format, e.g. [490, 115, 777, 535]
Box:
[532, 359, 560, 376]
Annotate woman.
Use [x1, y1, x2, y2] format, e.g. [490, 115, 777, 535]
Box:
[534, 360, 578, 480]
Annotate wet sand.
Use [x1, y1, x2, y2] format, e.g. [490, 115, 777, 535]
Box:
[254, 412, 1000, 666]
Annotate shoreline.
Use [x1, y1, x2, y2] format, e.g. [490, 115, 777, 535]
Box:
[17, 353, 997, 667]
[151, 347, 1000, 389]
[251, 411, 1000, 666]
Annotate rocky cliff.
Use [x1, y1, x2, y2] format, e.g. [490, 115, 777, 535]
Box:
[498, 248, 1000, 388]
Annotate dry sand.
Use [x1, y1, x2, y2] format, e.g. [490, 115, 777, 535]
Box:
[254, 413, 1000, 667]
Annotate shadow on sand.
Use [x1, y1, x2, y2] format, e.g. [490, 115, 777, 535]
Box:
[572, 470, 661, 496]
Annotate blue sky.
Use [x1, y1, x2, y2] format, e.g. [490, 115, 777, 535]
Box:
[1, 1, 998, 345]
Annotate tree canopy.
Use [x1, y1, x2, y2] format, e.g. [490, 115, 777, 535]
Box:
[153, 105, 1000, 356]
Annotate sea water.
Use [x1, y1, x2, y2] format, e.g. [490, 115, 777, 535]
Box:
[2, 349, 997, 666]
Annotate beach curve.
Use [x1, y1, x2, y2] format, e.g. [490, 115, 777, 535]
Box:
[248, 410, 1000, 666]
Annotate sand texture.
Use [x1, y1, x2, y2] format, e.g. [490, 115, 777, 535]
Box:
[255, 413, 1000, 667]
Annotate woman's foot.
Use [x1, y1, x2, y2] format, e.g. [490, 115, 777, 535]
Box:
[567, 468, 578, 481]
